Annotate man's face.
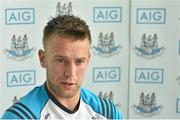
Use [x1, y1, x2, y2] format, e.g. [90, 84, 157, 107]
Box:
[39, 35, 90, 99]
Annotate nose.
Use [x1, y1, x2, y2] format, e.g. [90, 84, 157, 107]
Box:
[64, 63, 76, 77]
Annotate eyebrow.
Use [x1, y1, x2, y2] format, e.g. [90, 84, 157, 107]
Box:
[54, 55, 68, 59]
[54, 55, 87, 60]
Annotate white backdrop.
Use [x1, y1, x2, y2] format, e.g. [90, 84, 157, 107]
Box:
[0, 0, 180, 119]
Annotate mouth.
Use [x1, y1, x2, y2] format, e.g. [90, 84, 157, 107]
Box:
[61, 82, 75, 89]
[61, 82, 74, 86]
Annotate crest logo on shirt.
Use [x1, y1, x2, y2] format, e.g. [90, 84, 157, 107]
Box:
[93, 32, 121, 57]
[12, 96, 19, 104]
[98, 91, 120, 108]
[91, 116, 97, 120]
[133, 33, 165, 59]
[55, 1, 73, 16]
[132, 92, 163, 117]
[44, 113, 50, 120]
[4, 34, 36, 61]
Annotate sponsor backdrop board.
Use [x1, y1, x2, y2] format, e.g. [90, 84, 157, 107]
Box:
[0, 1, 2, 115]
[0, 0, 180, 119]
[130, 0, 180, 119]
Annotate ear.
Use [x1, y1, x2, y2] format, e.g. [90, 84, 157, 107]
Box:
[87, 50, 91, 64]
[38, 49, 46, 68]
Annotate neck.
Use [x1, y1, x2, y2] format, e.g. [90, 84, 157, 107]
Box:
[57, 92, 80, 111]
[45, 83, 80, 112]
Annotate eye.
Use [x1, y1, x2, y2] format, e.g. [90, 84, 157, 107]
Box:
[56, 59, 66, 64]
[76, 59, 86, 65]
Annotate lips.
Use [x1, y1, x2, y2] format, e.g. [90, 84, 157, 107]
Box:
[61, 82, 74, 86]
[61, 82, 75, 90]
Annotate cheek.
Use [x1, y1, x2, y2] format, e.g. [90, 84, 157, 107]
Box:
[77, 66, 88, 76]
[47, 62, 63, 76]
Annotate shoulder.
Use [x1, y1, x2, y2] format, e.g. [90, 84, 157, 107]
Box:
[1, 84, 49, 119]
[80, 87, 122, 119]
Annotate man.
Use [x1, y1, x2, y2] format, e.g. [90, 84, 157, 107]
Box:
[2, 15, 122, 119]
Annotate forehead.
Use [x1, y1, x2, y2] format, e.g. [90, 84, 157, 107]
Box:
[46, 35, 90, 55]
[46, 34, 90, 45]
[51, 35, 90, 46]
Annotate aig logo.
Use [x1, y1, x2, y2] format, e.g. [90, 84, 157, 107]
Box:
[135, 68, 163, 84]
[7, 70, 36, 87]
[93, 7, 122, 22]
[177, 98, 180, 113]
[137, 8, 166, 24]
[93, 67, 120, 82]
[5, 8, 35, 25]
